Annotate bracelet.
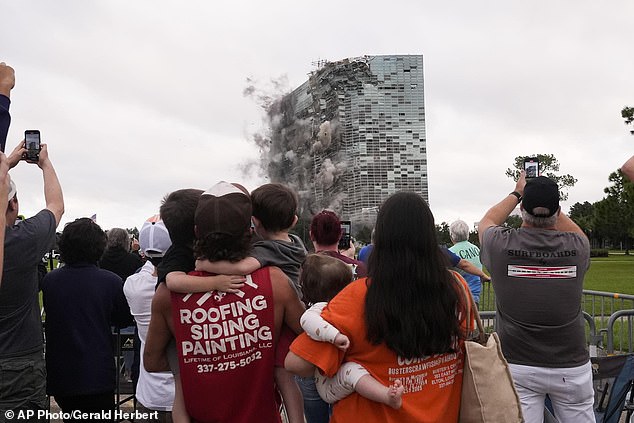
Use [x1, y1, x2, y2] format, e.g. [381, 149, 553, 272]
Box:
[509, 191, 522, 203]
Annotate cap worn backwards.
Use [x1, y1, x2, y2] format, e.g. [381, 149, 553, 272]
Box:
[521, 176, 560, 217]
[139, 215, 172, 258]
[195, 181, 252, 238]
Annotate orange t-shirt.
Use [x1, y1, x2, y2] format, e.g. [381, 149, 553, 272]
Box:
[289, 274, 473, 423]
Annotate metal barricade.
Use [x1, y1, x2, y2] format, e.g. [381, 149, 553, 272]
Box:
[583, 291, 634, 347]
[605, 310, 634, 355]
[113, 327, 136, 420]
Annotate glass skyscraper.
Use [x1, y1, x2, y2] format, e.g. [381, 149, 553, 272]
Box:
[266, 55, 427, 225]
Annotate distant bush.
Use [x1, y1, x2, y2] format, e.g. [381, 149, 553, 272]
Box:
[591, 249, 609, 257]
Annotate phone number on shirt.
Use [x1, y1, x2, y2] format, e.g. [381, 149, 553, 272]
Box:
[196, 351, 263, 373]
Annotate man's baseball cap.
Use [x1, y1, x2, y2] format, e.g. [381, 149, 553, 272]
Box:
[195, 181, 252, 238]
[522, 176, 560, 217]
[139, 215, 172, 258]
[7, 175, 16, 201]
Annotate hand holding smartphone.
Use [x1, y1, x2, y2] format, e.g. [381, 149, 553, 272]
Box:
[24, 130, 41, 162]
[523, 157, 539, 178]
[338, 221, 352, 250]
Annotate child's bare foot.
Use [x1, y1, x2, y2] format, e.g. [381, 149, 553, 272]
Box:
[386, 379, 404, 409]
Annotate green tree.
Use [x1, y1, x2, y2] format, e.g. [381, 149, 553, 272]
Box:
[623, 106, 634, 135]
[594, 170, 634, 254]
[569, 201, 594, 238]
[436, 222, 451, 246]
[593, 197, 625, 251]
[505, 154, 577, 201]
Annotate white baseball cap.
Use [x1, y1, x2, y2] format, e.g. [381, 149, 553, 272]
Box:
[139, 215, 172, 257]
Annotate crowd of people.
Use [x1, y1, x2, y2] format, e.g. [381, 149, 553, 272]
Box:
[2, 59, 634, 423]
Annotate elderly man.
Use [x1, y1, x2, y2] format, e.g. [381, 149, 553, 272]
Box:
[449, 219, 485, 307]
[478, 172, 593, 422]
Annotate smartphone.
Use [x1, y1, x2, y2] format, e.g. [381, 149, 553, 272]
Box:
[523, 157, 539, 178]
[338, 221, 352, 250]
[24, 130, 41, 162]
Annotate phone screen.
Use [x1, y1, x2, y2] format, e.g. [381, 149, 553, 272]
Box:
[25, 130, 41, 161]
[338, 221, 351, 250]
[524, 158, 539, 178]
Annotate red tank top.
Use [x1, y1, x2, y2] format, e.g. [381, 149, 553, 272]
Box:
[170, 267, 280, 423]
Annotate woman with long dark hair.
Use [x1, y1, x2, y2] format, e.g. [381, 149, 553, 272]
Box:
[286, 191, 473, 422]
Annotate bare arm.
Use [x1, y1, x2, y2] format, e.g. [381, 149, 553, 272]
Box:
[283, 285, 305, 336]
[144, 284, 172, 372]
[284, 351, 316, 378]
[196, 257, 261, 275]
[478, 171, 526, 245]
[622, 155, 634, 182]
[166, 271, 245, 294]
[37, 144, 64, 226]
[457, 259, 490, 282]
[270, 267, 305, 335]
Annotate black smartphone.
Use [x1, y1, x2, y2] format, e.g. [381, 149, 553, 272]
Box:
[523, 157, 539, 178]
[338, 221, 351, 250]
[24, 130, 41, 162]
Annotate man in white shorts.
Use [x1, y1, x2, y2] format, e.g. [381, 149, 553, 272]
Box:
[478, 172, 594, 423]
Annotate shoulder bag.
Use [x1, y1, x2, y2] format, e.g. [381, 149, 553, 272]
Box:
[455, 279, 524, 423]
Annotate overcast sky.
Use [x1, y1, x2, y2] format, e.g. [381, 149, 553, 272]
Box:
[2, 1, 633, 234]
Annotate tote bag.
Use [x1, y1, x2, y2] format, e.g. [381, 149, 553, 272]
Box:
[456, 280, 524, 423]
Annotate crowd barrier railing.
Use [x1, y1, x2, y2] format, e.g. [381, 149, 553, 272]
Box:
[113, 327, 136, 421]
[605, 309, 634, 355]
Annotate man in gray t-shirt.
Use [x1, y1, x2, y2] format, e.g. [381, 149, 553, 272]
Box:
[1, 141, 64, 416]
[478, 172, 594, 422]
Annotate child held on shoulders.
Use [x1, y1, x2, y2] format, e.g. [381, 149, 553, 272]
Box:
[167, 183, 306, 423]
[158, 188, 246, 423]
[299, 253, 404, 409]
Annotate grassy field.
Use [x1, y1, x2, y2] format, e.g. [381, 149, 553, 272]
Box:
[584, 253, 634, 295]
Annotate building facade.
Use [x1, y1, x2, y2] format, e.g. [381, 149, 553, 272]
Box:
[266, 55, 428, 226]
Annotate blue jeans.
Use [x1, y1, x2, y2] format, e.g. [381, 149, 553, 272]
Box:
[0, 351, 47, 423]
[295, 376, 330, 423]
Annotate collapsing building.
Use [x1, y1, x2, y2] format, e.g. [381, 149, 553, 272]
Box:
[264, 55, 428, 225]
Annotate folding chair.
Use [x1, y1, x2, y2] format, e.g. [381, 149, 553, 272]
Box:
[592, 354, 634, 423]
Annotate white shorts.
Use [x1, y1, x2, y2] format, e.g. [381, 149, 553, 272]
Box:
[508, 361, 595, 423]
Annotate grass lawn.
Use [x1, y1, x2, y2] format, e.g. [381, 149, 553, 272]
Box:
[584, 254, 634, 295]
